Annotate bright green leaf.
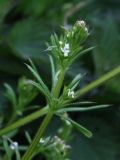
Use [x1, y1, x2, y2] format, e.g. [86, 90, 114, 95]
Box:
[14, 146, 21, 160]
[25, 63, 52, 101]
[25, 131, 32, 144]
[23, 105, 40, 112]
[29, 59, 39, 75]
[61, 101, 96, 108]
[68, 73, 82, 90]
[71, 46, 95, 65]
[57, 114, 92, 138]
[27, 80, 51, 102]
[4, 83, 17, 110]
[57, 105, 109, 113]
[49, 55, 55, 86]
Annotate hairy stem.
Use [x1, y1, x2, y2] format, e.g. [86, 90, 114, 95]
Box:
[76, 66, 120, 97]
[0, 106, 49, 136]
[21, 110, 54, 160]
[22, 69, 66, 159]
[54, 69, 66, 99]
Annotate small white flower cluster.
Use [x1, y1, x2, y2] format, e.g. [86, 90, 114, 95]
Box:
[65, 120, 71, 125]
[60, 42, 70, 57]
[68, 89, 74, 98]
[10, 142, 18, 150]
[39, 138, 45, 143]
[79, 20, 85, 25]
[59, 41, 62, 45]
[78, 20, 88, 32]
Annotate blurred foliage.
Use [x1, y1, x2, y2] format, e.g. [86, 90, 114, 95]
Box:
[0, 0, 120, 159]
[70, 115, 120, 160]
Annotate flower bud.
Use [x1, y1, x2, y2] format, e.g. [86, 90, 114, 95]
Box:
[67, 20, 89, 49]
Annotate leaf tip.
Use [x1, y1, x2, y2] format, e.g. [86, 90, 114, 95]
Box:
[85, 132, 92, 138]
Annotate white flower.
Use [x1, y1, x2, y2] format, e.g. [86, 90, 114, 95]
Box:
[10, 142, 18, 150]
[65, 120, 71, 125]
[39, 138, 45, 143]
[64, 52, 69, 57]
[79, 20, 85, 26]
[85, 27, 88, 32]
[65, 43, 69, 49]
[67, 34, 69, 37]
[59, 41, 63, 44]
[61, 43, 70, 57]
[68, 89, 74, 98]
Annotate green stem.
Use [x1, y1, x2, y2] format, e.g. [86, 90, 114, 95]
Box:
[21, 69, 66, 160]
[54, 69, 66, 99]
[21, 110, 54, 160]
[0, 106, 49, 136]
[76, 66, 120, 97]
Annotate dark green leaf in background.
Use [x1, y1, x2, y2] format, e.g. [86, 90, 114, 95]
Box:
[18, 0, 56, 17]
[8, 19, 52, 61]
[70, 116, 120, 160]
[0, 0, 15, 23]
[91, 16, 120, 94]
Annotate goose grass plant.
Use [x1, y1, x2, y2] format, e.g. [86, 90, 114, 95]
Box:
[0, 20, 120, 160]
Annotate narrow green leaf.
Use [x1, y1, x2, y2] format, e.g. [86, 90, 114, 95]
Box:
[57, 114, 92, 138]
[29, 59, 38, 75]
[50, 34, 60, 59]
[25, 64, 51, 100]
[46, 43, 57, 59]
[14, 147, 21, 160]
[49, 55, 55, 86]
[51, 35, 56, 46]
[53, 33, 59, 47]
[0, 106, 48, 136]
[58, 85, 68, 101]
[69, 46, 83, 61]
[25, 131, 32, 144]
[68, 74, 82, 90]
[4, 83, 17, 109]
[60, 25, 69, 33]
[4, 129, 18, 139]
[51, 70, 61, 96]
[45, 45, 57, 51]
[71, 46, 95, 64]
[56, 86, 69, 108]
[61, 101, 96, 108]
[27, 80, 51, 102]
[23, 105, 40, 112]
[57, 105, 109, 113]
[2, 136, 11, 160]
